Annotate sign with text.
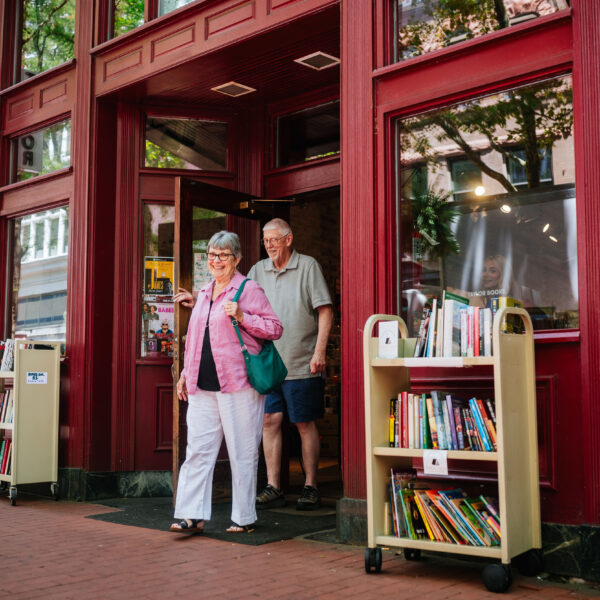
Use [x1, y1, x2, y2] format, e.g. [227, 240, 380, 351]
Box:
[26, 371, 48, 384]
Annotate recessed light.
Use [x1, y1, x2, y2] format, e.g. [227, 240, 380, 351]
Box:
[542, 223, 550, 233]
[500, 204, 511, 213]
[474, 185, 485, 196]
[294, 51, 340, 71]
[211, 81, 256, 97]
[549, 235, 558, 243]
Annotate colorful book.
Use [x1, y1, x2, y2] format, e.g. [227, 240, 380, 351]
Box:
[431, 391, 448, 450]
[463, 497, 501, 545]
[454, 405, 465, 449]
[477, 398, 497, 450]
[402, 490, 428, 539]
[438, 489, 484, 545]
[425, 490, 472, 544]
[422, 394, 432, 449]
[441, 394, 454, 450]
[469, 398, 493, 452]
[425, 396, 438, 449]
[445, 394, 459, 451]
[442, 291, 469, 357]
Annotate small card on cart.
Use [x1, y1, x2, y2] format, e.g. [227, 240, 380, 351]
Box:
[378, 321, 399, 358]
[423, 450, 448, 476]
[26, 371, 48, 384]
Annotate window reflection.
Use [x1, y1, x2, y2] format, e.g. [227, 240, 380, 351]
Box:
[10, 120, 71, 183]
[112, 0, 145, 38]
[396, 75, 577, 332]
[158, 0, 195, 17]
[10, 208, 69, 341]
[145, 117, 228, 171]
[393, 0, 570, 63]
[17, 0, 75, 82]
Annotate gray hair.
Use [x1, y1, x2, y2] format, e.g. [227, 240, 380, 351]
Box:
[207, 230, 242, 259]
[263, 218, 292, 236]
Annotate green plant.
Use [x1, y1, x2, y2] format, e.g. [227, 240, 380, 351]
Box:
[412, 187, 460, 259]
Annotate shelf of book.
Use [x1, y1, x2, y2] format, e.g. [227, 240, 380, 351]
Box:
[363, 310, 542, 593]
[0, 342, 60, 505]
[373, 447, 497, 461]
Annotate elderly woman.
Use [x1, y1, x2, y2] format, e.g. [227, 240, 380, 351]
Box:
[170, 231, 283, 534]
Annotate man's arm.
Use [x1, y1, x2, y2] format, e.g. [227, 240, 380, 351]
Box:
[310, 304, 334, 375]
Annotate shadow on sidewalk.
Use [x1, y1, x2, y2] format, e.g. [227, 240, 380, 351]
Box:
[86, 496, 337, 546]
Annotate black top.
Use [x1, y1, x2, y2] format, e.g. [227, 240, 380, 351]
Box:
[197, 301, 220, 392]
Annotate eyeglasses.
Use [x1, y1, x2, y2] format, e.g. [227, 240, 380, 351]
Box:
[262, 233, 289, 247]
[207, 252, 234, 262]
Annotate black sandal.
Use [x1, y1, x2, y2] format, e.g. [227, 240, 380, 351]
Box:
[226, 522, 255, 533]
[170, 519, 204, 534]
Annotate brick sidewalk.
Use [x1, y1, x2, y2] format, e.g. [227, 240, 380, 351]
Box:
[1, 494, 599, 600]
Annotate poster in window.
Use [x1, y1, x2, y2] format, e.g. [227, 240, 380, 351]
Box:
[144, 256, 174, 296]
[141, 297, 174, 357]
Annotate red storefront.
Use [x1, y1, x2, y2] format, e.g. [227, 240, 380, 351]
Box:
[0, 0, 598, 581]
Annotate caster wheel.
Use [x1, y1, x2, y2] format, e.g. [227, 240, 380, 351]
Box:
[513, 549, 543, 576]
[482, 563, 512, 593]
[0, 481, 7, 490]
[364, 547, 382, 573]
[403, 548, 421, 561]
[51, 482, 59, 501]
[9, 487, 17, 506]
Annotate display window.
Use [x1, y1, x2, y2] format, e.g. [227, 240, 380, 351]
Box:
[10, 119, 71, 183]
[144, 117, 228, 171]
[396, 74, 577, 333]
[391, 0, 570, 63]
[7, 207, 69, 341]
[157, 0, 196, 17]
[14, 0, 75, 83]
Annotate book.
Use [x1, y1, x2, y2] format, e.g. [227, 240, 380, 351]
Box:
[389, 398, 396, 447]
[442, 291, 469, 357]
[425, 298, 438, 357]
[408, 394, 415, 449]
[431, 391, 448, 450]
[441, 394, 454, 450]
[485, 398, 497, 425]
[482, 308, 492, 356]
[0, 439, 10, 474]
[413, 491, 436, 541]
[413, 307, 431, 357]
[463, 497, 501, 545]
[473, 306, 480, 357]
[469, 398, 493, 451]
[401, 391, 409, 448]
[425, 396, 439, 449]
[453, 405, 465, 449]
[435, 307, 444, 357]
[445, 394, 459, 451]
[477, 398, 497, 450]
[425, 490, 472, 544]
[438, 489, 485, 545]
[402, 490, 428, 539]
[422, 394, 432, 449]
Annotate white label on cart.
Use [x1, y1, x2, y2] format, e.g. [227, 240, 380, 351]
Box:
[26, 371, 47, 384]
[423, 450, 448, 476]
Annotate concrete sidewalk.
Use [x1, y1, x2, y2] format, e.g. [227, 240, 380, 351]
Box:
[1, 494, 599, 600]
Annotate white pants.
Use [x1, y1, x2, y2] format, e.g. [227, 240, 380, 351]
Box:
[174, 387, 265, 526]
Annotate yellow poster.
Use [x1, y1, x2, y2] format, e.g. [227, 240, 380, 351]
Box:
[144, 257, 174, 296]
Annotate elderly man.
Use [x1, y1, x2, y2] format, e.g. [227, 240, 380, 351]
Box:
[249, 218, 333, 511]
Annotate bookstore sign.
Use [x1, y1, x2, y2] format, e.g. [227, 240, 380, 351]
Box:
[26, 371, 48, 384]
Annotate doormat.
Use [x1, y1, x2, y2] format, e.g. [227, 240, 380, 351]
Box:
[87, 497, 337, 546]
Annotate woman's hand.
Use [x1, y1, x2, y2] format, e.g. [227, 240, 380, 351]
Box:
[176, 374, 188, 402]
[223, 300, 243, 323]
[174, 287, 195, 308]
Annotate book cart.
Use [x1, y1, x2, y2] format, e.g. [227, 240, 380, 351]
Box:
[363, 309, 542, 593]
[0, 342, 60, 505]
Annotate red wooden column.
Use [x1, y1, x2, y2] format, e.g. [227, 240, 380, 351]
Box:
[340, 0, 376, 500]
[111, 103, 141, 471]
[572, 0, 600, 525]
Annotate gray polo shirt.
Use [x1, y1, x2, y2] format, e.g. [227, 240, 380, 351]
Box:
[248, 250, 332, 379]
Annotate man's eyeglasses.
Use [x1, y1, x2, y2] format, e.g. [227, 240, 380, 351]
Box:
[207, 252, 234, 262]
[262, 233, 289, 247]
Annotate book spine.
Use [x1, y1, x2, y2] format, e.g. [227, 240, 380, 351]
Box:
[454, 406, 465, 449]
[460, 309, 468, 357]
[426, 396, 439, 449]
[485, 398, 497, 425]
[446, 395, 459, 451]
[461, 407, 474, 450]
[473, 307, 480, 357]
[469, 398, 493, 451]
[401, 391, 409, 448]
[389, 399, 396, 447]
[441, 395, 453, 450]
[408, 394, 414, 449]
[477, 398, 497, 450]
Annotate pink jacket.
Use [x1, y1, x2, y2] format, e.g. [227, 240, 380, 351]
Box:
[182, 270, 283, 394]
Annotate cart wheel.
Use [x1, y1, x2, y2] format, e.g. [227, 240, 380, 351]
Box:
[364, 547, 382, 573]
[50, 482, 59, 501]
[513, 549, 543, 576]
[0, 481, 7, 490]
[403, 548, 421, 561]
[9, 487, 17, 506]
[482, 563, 512, 593]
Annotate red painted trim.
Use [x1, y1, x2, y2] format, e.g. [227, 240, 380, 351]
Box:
[0, 166, 72, 195]
[341, 0, 374, 500]
[534, 331, 581, 345]
[572, 0, 600, 525]
[0, 60, 76, 98]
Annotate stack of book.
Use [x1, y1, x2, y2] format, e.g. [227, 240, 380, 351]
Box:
[389, 391, 497, 452]
[389, 470, 501, 545]
[413, 293, 524, 358]
[0, 339, 15, 372]
[0, 437, 11, 476]
[0, 389, 13, 424]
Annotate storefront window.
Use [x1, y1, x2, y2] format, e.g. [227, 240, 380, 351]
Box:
[144, 117, 228, 171]
[276, 101, 340, 168]
[158, 0, 195, 16]
[9, 207, 69, 341]
[396, 74, 577, 332]
[112, 0, 145, 38]
[393, 0, 570, 63]
[16, 0, 75, 82]
[10, 119, 71, 183]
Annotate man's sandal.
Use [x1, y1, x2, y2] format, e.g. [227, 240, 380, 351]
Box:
[170, 518, 204, 534]
[226, 522, 255, 533]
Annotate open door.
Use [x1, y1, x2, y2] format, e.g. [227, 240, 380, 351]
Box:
[172, 178, 289, 494]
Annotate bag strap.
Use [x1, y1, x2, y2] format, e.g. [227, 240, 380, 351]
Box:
[231, 278, 250, 350]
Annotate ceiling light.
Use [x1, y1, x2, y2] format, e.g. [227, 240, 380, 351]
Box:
[294, 51, 340, 71]
[474, 186, 485, 196]
[500, 204, 511, 213]
[549, 235, 558, 243]
[542, 223, 550, 233]
[211, 82, 256, 97]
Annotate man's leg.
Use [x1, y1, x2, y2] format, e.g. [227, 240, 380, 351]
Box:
[262, 411, 283, 489]
[295, 420, 320, 489]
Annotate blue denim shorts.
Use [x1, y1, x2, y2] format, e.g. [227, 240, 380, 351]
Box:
[265, 377, 325, 423]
